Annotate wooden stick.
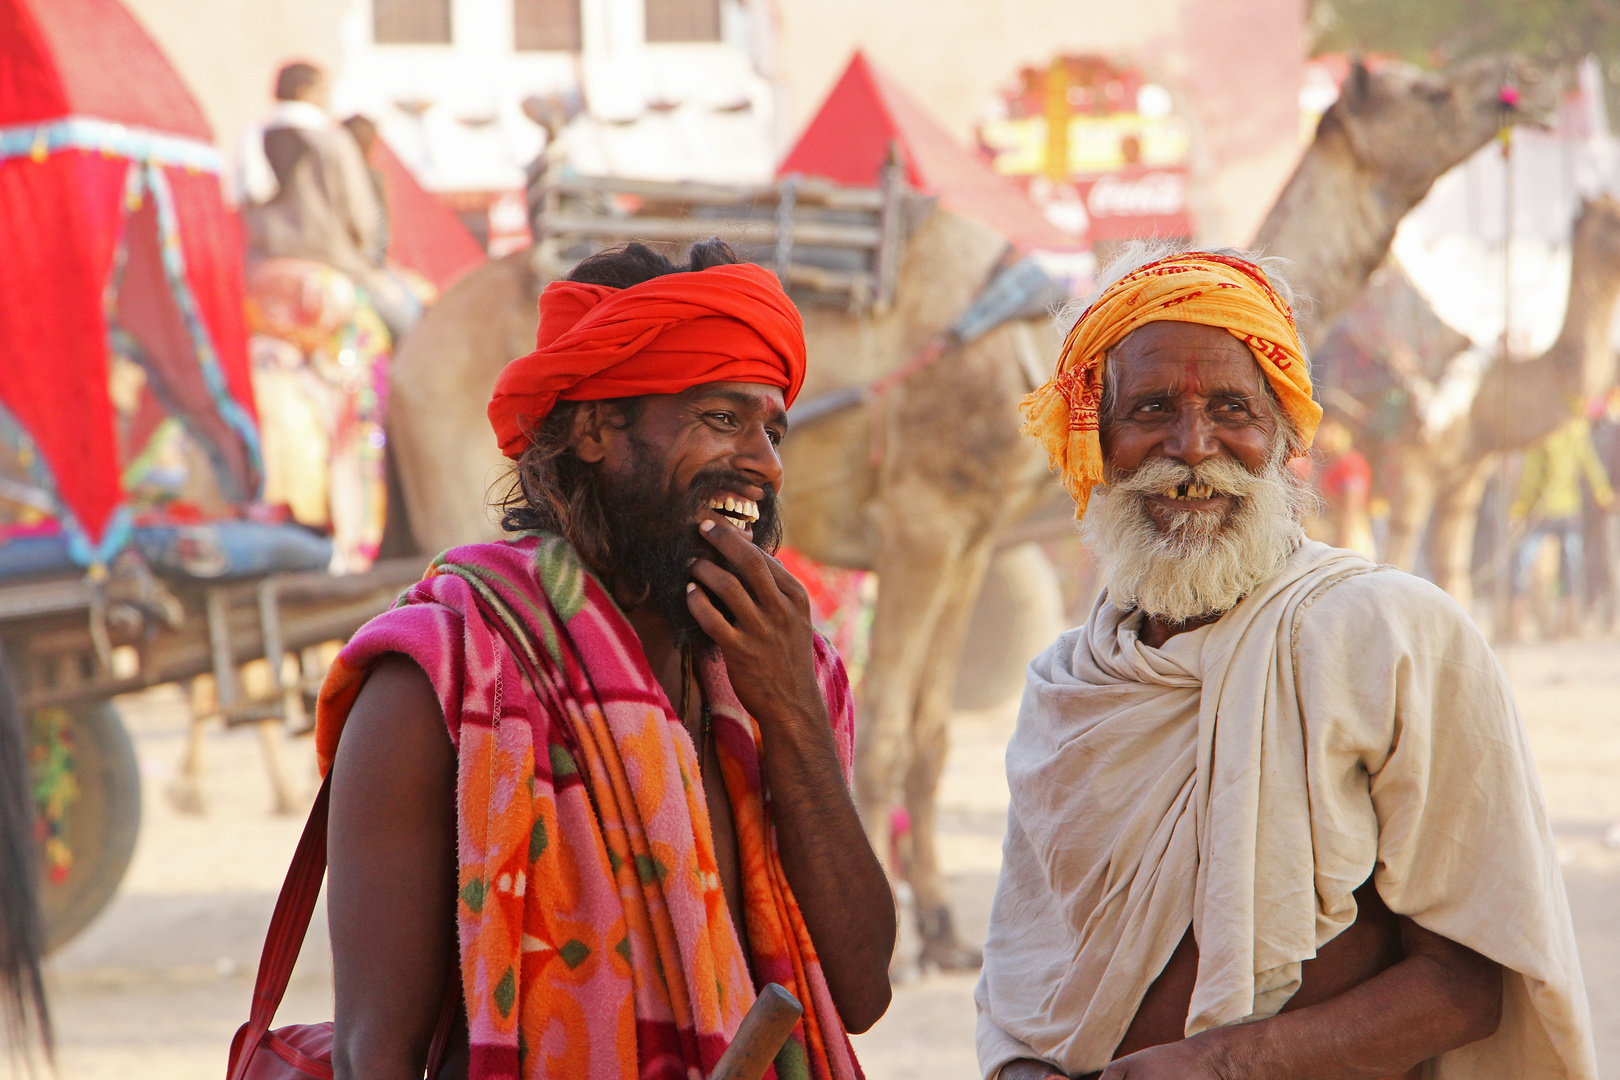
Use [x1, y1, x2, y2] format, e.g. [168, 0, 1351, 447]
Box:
[707, 983, 804, 1080]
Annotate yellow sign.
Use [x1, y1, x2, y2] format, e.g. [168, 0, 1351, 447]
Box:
[980, 113, 1190, 178]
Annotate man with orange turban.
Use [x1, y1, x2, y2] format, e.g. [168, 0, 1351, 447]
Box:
[979, 245, 1596, 1080]
[313, 241, 892, 1079]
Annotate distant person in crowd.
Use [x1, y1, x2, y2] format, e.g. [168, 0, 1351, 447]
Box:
[241, 62, 414, 338]
[979, 243, 1596, 1080]
[1510, 414, 1613, 638]
[316, 241, 892, 1078]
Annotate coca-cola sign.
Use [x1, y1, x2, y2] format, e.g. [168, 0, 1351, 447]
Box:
[1073, 167, 1193, 242]
[1086, 171, 1185, 217]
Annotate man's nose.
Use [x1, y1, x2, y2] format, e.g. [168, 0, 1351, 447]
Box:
[733, 425, 785, 491]
[1160, 407, 1220, 466]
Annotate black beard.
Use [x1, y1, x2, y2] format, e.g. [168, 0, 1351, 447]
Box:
[596, 438, 781, 650]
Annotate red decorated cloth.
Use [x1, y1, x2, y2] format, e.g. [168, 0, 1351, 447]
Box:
[488, 263, 806, 458]
[1, 0, 257, 553]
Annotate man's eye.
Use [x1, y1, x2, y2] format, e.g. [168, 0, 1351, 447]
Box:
[707, 412, 736, 427]
[766, 429, 784, 446]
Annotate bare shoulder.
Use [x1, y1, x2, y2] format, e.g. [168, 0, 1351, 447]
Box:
[336, 653, 449, 779]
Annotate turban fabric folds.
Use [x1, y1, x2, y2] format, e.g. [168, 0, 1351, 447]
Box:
[488, 262, 807, 458]
[1020, 251, 1322, 517]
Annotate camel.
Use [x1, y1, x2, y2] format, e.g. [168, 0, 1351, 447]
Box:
[1366, 196, 1620, 607]
[1255, 55, 1544, 346]
[385, 53, 1551, 969]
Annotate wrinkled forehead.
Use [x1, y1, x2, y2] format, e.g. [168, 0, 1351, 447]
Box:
[677, 380, 788, 418]
[1109, 322, 1266, 391]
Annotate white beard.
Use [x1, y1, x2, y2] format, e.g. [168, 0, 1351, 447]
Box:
[1080, 453, 1310, 625]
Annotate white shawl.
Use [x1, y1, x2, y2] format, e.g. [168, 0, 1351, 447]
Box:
[975, 542, 1595, 1079]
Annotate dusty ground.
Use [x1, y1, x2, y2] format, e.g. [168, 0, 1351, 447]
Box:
[26, 635, 1620, 1079]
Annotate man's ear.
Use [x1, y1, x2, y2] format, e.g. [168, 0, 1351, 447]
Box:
[569, 402, 613, 464]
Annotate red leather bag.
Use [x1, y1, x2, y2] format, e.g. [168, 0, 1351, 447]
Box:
[226, 778, 457, 1080]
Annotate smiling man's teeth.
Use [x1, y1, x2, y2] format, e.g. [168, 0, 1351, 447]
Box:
[708, 495, 760, 523]
[1162, 482, 1215, 501]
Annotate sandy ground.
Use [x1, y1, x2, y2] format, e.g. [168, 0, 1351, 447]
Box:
[24, 635, 1620, 1080]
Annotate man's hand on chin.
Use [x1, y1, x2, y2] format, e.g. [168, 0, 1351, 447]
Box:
[685, 512, 824, 726]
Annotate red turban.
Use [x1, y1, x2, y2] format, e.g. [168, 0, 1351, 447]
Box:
[488, 262, 807, 458]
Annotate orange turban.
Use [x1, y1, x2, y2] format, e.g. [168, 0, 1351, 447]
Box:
[488, 262, 806, 458]
[1020, 251, 1321, 517]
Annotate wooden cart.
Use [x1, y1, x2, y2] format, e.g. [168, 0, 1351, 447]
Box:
[1, 556, 424, 949]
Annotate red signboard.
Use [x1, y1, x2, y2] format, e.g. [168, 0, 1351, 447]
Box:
[1071, 166, 1192, 242]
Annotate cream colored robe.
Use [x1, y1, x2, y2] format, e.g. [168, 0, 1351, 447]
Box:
[975, 541, 1595, 1079]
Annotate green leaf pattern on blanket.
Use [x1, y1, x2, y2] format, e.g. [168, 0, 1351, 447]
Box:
[532, 534, 588, 623]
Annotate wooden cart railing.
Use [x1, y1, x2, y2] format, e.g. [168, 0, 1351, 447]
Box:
[531, 147, 928, 316]
[0, 557, 424, 719]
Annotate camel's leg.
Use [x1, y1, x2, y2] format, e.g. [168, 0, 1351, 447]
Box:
[1383, 450, 1435, 572]
[854, 511, 959, 860]
[167, 676, 214, 815]
[904, 538, 996, 972]
[1425, 462, 1493, 608]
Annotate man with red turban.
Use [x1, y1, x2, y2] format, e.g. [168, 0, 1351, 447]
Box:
[314, 241, 893, 1079]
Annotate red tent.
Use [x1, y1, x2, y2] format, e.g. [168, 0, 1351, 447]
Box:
[0, 0, 259, 563]
[373, 139, 486, 293]
[779, 52, 1080, 254]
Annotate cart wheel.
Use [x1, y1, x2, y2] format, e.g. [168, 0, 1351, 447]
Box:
[32, 699, 142, 953]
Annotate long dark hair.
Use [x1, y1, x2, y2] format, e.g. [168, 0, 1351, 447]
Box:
[498, 239, 742, 578]
[0, 644, 50, 1060]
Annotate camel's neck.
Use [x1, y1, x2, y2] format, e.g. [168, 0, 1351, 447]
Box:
[1251, 123, 1404, 347]
[1547, 241, 1620, 395]
[1467, 225, 1620, 455]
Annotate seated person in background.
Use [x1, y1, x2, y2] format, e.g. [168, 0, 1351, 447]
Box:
[317, 240, 893, 1079]
[242, 62, 415, 339]
[979, 244, 1596, 1080]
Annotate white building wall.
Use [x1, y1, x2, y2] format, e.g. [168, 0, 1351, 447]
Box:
[337, 0, 776, 190]
[127, 0, 779, 199]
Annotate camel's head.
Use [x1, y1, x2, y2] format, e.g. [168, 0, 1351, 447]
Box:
[1325, 54, 1557, 201]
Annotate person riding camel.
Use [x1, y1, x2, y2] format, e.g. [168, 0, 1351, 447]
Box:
[240, 62, 415, 339]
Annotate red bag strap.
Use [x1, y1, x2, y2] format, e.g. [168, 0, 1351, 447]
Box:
[229, 773, 459, 1080]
